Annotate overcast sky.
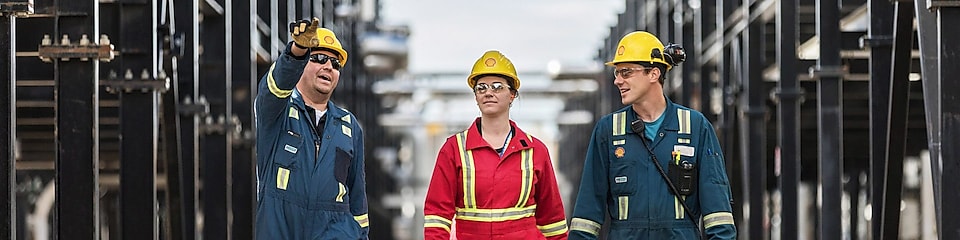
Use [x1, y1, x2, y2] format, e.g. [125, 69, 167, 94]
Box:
[379, 0, 624, 73]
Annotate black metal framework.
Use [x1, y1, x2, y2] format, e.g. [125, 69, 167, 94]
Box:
[815, 0, 843, 237]
[109, 0, 161, 238]
[867, 0, 894, 238]
[230, 0, 256, 239]
[1, 14, 14, 240]
[199, 0, 232, 238]
[933, 5, 960, 239]
[879, 1, 914, 238]
[54, 0, 100, 239]
[740, 4, 767, 238]
[173, 0, 200, 238]
[776, 0, 800, 238]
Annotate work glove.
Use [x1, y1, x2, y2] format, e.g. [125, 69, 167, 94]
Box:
[289, 17, 320, 48]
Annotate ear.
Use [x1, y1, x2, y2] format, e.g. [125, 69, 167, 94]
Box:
[648, 68, 662, 83]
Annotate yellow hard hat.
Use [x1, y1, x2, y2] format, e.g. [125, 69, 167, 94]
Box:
[315, 27, 349, 65]
[606, 31, 673, 70]
[467, 50, 520, 90]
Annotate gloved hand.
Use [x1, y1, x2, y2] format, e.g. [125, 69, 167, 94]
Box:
[289, 17, 320, 48]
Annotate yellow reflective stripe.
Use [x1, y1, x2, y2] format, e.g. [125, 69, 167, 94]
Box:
[538, 220, 568, 237]
[266, 63, 293, 98]
[455, 205, 536, 222]
[335, 182, 346, 202]
[678, 109, 691, 134]
[703, 212, 735, 229]
[516, 147, 534, 208]
[354, 214, 369, 228]
[617, 196, 629, 220]
[424, 215, 452, 232]
[570, 218, 601, 236]
[456, 131, 477, 208]
[276, 167, 290, 190]
[288, 107, 299, 119]
[612, 112, 626, 136]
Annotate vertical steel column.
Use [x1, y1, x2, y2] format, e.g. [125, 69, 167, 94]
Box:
[54, 0, 100, 238]
[200, 0, 232, 238]
[815, 0, 843, 237]
[914, 0, 941, 236]
[867, 0, 894, 238]
[1, 14, 14, 240]
[717, 0, 743, 230]
[740, 4, 766, 238]
[879, 2, 914, 238]
[681, 5, 695, 107]
[116, 0, 160, 239]
[229, 0, 254, 239]
[696, 0, 715, 121]
[174, 0, 199, 238]
[776, 0, 800, 237]
[934, 4, 960, 239]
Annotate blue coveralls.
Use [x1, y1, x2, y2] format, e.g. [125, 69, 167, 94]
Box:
[255, 43, 369, 239]
[570, 97, 736, 239]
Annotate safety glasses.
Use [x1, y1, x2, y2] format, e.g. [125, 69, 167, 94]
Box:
[473, 82, 511, 94]
[613, 67, 650, 79]
[308, 54, 342, 70]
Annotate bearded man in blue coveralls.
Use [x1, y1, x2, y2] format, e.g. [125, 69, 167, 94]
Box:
[255, 18, 369, 239]
[570, 31, 737, 239]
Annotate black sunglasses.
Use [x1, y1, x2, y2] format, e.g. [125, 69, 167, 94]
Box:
[309, 54, 342, 70]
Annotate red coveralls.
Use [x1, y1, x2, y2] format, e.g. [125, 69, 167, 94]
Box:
[424, 118, 568, 239]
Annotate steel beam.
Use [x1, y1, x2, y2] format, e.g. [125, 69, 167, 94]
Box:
[112, 0, 161, 238]
[867, 0, 894, 238]
[815, 0, 843, 237]
[934, 4, 960, 239]
[681, 7, 695, 107]
[740, 7, 766, 238]
[878, 2, 914, 239]
[199, 0, 232, 238]
[54, 0, 100, 239]
[230, 0, 255, 239]
[776, 0, 800, 238]
[1, 14, 13, 240]
[914, 0, 941, 238]
[173, 0, 200, 238]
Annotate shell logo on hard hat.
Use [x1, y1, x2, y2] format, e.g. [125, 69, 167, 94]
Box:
[617, 46, 625, 56]
[468, 50, 520, 90]
[484, 58, 496, 67]
[315, 27, 349, 65]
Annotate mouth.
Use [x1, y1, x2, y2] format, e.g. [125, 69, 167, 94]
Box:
[619, 88, 629, 94]
[317, 74, 331, 82]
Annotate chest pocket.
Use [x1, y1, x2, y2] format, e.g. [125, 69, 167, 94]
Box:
[275, 130, 303, 167]
[608, 139, 637, 196]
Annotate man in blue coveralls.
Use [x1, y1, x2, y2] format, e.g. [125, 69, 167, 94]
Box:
[255, 18, 369, 239]
[570, 31, 736, 239]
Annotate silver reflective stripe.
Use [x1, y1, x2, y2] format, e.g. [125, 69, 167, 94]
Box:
[678, 109, 691, 134]
[703, 212, 735, 229]
[613, 112, 626, 136]
[570, 218, 601, 236]
[618, 196, 629, 220]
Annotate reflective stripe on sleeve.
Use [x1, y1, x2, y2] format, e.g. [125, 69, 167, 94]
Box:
[570, 218, 601, 236]
[266, 63, 293, 98]
[456, 131, 477, 208]
[354, 214, 369, 228]
[703, 211, 735, 229]
[455, 205, 536, 222]
[516, 147, 534, 208]
[678, 109, 691, 134]
[613, 112, 626, 136]
[424, 215, 452, 232]
[538, 219, 569, 237]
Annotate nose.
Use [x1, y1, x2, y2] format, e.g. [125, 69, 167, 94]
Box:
[613, 75, 625, 86]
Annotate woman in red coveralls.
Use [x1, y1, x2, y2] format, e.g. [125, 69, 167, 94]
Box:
[422, 50, 569, 240]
